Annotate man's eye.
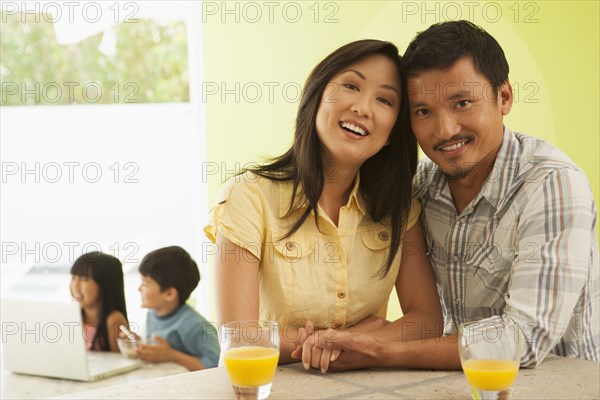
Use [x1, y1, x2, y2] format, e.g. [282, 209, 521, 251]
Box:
[457, 100, 472, 108]
[415, 109, 429, 116]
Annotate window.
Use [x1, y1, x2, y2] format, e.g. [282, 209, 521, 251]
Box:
[1, 1, 209, 329]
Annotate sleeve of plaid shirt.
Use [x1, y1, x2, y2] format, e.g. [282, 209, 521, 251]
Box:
[498, 167, 598, 367]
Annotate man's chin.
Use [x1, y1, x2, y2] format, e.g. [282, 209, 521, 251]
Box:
[442, 164, 474, 181]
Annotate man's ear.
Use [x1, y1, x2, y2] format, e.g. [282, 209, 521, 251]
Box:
[498, 80, 513, 116]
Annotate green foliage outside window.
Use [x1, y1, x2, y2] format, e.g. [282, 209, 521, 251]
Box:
[0, 13, 190, 106]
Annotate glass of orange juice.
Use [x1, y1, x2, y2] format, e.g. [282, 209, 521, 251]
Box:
[222, 321, 280, 400]
[458, 318, 522, 400]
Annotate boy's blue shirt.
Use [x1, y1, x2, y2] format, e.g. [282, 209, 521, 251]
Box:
[146, 304, 220, 368]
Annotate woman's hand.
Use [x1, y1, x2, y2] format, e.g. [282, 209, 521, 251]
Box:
[291, 320, 342, 373]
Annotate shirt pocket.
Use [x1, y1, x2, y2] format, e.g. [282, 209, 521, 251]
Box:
[359, 227, 394, 281]
[466, 244, 514, 313]
[470, 244, 514, 275]
[272, 233, 316, 263]
[263, 231, 317, 325]
[360, 227, 392, 251]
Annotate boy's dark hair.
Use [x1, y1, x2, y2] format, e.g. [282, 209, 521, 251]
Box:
[138, 246, 200, 305]
[402, 20, 509, 98]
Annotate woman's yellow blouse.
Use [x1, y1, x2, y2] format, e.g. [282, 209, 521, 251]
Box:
[204, 172, 421, 330]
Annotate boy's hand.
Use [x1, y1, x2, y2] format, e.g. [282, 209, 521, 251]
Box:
[135, 336, 173, 363]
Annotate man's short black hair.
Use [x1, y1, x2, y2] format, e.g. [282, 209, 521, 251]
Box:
[402, 20, 509, 97]
[139, 246, 200, 305]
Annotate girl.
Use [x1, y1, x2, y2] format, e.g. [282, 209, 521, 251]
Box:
[70, 251, 129, 352]
[204, 40, 442, 365]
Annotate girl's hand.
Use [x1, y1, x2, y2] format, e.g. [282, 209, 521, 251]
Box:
[118, 325, 141, 341]
[135, 336, 173, 363]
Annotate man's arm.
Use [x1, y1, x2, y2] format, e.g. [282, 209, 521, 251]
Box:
[500, 168, 597, 366]
[325, 331, 461, 371]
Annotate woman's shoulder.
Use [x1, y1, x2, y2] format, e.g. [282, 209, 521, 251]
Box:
[216, 170, 287, 204]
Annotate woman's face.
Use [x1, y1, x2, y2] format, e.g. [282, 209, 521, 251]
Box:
[70, 274, 100, 309]
[315, 54, 401, 170]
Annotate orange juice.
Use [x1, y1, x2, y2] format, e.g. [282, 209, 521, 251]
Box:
[462, 359, 519, 391]
[224, 346, 279, 387]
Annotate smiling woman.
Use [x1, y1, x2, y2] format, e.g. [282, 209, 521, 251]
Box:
[204, 39, 443, 368]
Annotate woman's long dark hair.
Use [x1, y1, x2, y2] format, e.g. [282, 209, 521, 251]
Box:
[246, 39, 417, 277]
[71, 252, 128, 351]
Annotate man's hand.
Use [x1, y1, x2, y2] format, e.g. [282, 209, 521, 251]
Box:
[135, 336, 174, 363]
[317, 331, 383, 371]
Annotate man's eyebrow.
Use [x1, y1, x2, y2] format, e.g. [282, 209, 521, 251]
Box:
[409, 101, 428, 109]
[446, 89, 473, 101]
[342, 69, 400, 96]
[408, 89, 474, 108]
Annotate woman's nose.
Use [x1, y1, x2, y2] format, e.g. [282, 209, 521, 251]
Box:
[350, 95, 373, 118]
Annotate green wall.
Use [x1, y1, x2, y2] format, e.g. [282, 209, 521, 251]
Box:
[202, 1, 599, 319]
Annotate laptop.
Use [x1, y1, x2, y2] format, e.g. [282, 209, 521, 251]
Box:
[1, 298, 142, 381]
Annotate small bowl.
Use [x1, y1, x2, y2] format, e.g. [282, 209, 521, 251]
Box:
[117, 337, 140, 358]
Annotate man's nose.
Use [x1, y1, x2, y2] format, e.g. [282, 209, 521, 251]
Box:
[434, 110, 461, 140]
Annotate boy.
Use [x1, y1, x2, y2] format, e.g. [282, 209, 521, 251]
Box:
[135, 246, 220, 370]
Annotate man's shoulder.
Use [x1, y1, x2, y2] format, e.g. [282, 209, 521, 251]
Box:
[508, 131, 593, 199]
[514, 132, 582, 173]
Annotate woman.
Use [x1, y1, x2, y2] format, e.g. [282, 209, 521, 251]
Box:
[204, 40, 442, 366]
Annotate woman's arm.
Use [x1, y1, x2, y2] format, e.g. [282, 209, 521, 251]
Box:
[214, 232, 300, 363]
[369, 220, 443, 343]
[214, 232, 260, 323]
[296, 221, 444, 371]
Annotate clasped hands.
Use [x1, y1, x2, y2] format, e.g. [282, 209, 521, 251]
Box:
[290, 316, 385, 373]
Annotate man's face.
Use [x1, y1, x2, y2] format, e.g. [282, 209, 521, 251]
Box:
[407, 57, 513, 182]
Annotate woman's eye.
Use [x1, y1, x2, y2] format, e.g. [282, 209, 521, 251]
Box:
[415, 109, 429, 117]
[378, 97, 393, 106]
[342, 83, 358, 91]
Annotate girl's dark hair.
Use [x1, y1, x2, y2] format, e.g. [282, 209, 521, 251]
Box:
[71, 252, 127, 351]
[246, 39, 417, 277]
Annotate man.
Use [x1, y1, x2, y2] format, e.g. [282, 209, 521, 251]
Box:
[295, 20, 598, 370]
